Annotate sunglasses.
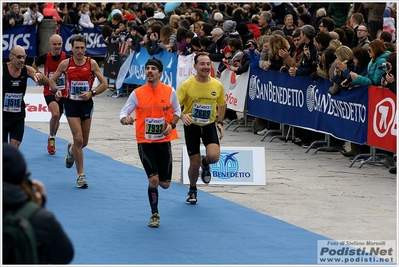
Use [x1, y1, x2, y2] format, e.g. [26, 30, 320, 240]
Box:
[11, 53, 27, 59]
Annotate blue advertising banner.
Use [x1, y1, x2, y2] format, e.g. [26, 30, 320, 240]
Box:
[247, 68, 368, 144]
[2, 25, 37, 57]
[120, 47, 179, 89]
[60, 25, 106, 55]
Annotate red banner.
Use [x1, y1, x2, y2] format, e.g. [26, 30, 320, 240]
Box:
[367, 86, 397, 152]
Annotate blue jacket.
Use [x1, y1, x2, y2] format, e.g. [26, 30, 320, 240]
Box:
[352, 50, 390, 86]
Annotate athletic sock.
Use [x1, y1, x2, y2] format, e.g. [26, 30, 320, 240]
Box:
[202, 157, 209, 167]
[148, 186, 159, 214]
[189, 185, 197, 192]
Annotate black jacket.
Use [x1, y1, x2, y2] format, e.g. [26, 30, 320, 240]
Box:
[3, 182, 74, 264]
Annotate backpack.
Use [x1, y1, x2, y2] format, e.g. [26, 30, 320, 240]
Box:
[3, 201, 41, 264]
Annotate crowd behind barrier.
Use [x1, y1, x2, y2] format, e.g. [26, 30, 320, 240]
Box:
[2, 3, 397, 158]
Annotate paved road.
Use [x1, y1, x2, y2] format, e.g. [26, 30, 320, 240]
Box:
[26, 85, 397, 242]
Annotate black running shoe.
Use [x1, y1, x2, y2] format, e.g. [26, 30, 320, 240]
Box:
[186, 190, 197, 204]
[200, 155, 211, 184]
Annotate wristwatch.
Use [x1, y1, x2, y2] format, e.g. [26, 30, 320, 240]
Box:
[170, 122, 176, 129]
[91, 90, 97, 96]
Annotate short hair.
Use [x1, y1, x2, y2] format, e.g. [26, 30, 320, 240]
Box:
[228, 38, 243, 51]
[29, 3, 37, 9]
[251, 14, 260, 24]
[260, 11, 273, 23]
[179, 19, 191, 30]
[384, 42, 395, 52]
[316, 7, 326, 18]
[379, 31, 392, 42]
[301, 25, 315, 40]
[335, 45, 354, 61]
[194, 52, 209, 64]
[351, 13, 364, 25]
[71, 34, 86, 47]
[320, 17, 335, 31]
[315, 31, 332, 48]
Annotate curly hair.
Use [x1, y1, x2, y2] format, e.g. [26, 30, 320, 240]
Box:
[268, 34, 290, 60]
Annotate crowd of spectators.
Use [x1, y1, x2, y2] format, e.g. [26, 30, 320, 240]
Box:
[3, 2, 397, 172]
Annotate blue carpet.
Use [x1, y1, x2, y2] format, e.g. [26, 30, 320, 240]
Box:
[20, 126, 332, 264]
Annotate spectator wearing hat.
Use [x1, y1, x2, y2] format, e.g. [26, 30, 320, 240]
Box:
[223, 19, 239, 39]
[128, 25, 144, 53]
[3, 143, 74, 264]
[297, 13, 311, 27]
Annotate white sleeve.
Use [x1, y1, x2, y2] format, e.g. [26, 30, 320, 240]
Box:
[170, 88, 181, 117]
[119, 91, 138, 121]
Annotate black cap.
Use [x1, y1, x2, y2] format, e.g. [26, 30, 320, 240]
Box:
[2, 143, 28, 185]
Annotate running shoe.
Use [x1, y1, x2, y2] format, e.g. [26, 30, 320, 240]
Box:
[47, 137, 56, 155]
[200, 155, 211, 184]
[65, 142, 74, 168]
[76, 174, 88, 188]
[148, 213, 160, 227]
[186, 190, 197, 204]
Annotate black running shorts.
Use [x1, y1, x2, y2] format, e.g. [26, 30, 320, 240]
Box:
[3, 119, 24, 143]
[45, 95, 64, 115]
[64, 98, 93, 120]
[137, 142, 172, 182]
[183, 122, 220, 156]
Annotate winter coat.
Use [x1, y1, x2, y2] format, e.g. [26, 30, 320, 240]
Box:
[3, 182, 74, 264]
[352, 50, 390, 86]
[327, 3, 351, 28]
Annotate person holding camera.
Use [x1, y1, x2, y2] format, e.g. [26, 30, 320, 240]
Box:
[348, 39, 390, 86]
[380, 52, 396, 94]
[3, 143, 74, 264]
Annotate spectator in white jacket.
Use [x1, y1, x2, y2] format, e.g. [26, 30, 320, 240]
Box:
[23, 3, 44, 25]
[78, 3, 94, 29]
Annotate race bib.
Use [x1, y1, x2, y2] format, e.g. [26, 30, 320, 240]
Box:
[145, 117, 166, 140]
[49, 72, 66, 90]
[192, 103, 212, 124]
[3, 93, 23, 113]
[70, 80, 89, 100]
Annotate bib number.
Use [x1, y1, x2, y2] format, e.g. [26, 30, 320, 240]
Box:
[145, 117, 166, 140]
[192, 103, 212, 124]
[70, 81, 89, 100]
[3, 93, 23, 112]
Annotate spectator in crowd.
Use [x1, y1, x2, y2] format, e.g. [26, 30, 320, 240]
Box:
[141, 6, 157, 31]
[78, 2, 94, 29]
[3, 144, 74, 264]
[67, 3, 81, 26]
[127, 25, 144, 53]
[297, 13, 311, 27]
[143, 23, 162, 55]
[158, 25, 178, 53]
[279, 29, 305, 71]
[200, 22, 213, 38]
[57, 3, 72, 25]
[110, 20, 130, 64]
[169, 14, 181, 29]
[264, 33, 290, 71]
[247, 14, 261, 40]
[319, 16, 335, 33]
[91, 5, 107, 26]
[281, 14, 297, 37]
[223, 19, 239, 39]
[43, 2, 61, 23]
[330, 45, 355, 94]
[327, 3, 351, 28]
[341, 25, 355, 48]
[5, 3, 24, 29]
[105, 12, 123, 31]
[193, 21, 204, 37]
[380, 52, 396, 94]
[23, 3, 44, 26]
[218, 3, 232, 21]
[182, 30, 195, 55]
[314, 7, 327, 33]
[176, 26, 188, 54]
[289, 25, 317, 77]
[236, 23, 253, 46]
[349, 12, 364, 47]
[339, 47, 370, 158]
[258, 11, 273, 36]
[333, 28, 349, 46]
[349, 39, 390, 86]
[378, 31, 393, 43]
[356, 25, 371, 50]
[384, 42, 396, 52]
[364, 3, 386, 40]
[207, 27, 229, 62]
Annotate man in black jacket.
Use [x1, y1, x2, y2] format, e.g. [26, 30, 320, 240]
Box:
[2, 143, 74, 264]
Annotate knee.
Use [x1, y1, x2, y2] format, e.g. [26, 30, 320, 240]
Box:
[159, 181, 170, 189]
[73, 136, 84, 147]
[52, 111, 61, 120]
[207, 154, 220, 164]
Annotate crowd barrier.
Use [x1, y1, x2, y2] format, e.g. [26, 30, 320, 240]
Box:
[117, 48, 396, 152]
